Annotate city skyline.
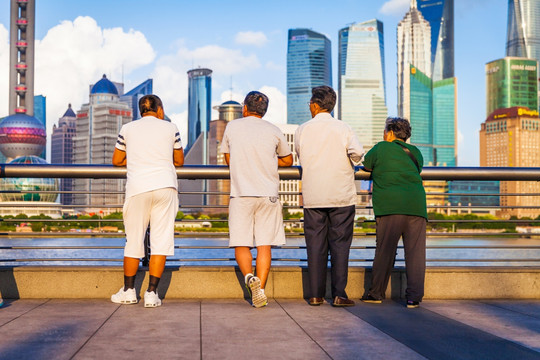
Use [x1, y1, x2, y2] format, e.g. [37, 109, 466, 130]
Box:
[0, 0, 508, 166]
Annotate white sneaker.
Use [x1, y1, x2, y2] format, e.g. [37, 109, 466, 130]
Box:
[144, 291, 162, 308]
[246, 275, 267, 308]
[111, 287, 137, 304]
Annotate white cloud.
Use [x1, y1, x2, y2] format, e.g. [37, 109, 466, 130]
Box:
[458, 129, 464, 144]
[0, 24, 9, 118]
[151, 44, 261, 109]
[168, 111, 188, 146]
[30, 16, 155, 160]
[235, 31, 268, 47]
[379, 0, 410, 16]
[259, 86, 286, 124]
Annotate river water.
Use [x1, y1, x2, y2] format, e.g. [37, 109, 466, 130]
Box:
[1, 236, 539, 267]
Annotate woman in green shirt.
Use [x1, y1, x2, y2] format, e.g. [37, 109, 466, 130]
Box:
[361, 117, 427, 308]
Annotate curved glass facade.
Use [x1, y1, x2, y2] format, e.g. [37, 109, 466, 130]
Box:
[338, 19, 388, 151]
[287, 29, 332, 125]
[418, 0, 454, 80]
[187, 68, 212, 153]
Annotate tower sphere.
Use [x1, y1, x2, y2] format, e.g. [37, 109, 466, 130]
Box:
[0, 113, 46, 159]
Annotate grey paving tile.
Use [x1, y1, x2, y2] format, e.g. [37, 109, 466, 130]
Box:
[0, 299, 118, 360]
[0, 299, 49, 326]
[201, 299, 330, 360]
[73, 299, 201, 360]
[277, 299, 427, 360]
[423, 300, 540, 353]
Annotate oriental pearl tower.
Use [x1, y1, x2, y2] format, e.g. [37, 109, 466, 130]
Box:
[0, 0, 58, 214]
[0, 0, 46, 162]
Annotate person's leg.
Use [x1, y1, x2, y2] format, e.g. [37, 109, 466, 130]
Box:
[402, 216, 427, 302]
[235, 246, 254, 277]
[255, 245, 271, 289]
[327, 205, 355, 299]
[123, 256, 140, 289]
[147, 188, 179, 295]
[303, 208, 329, 298]
[368, 215, 405, 300]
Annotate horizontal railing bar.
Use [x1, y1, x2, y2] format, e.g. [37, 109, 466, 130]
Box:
[1, 258, 538, 264]
[4, 164, 540, 181]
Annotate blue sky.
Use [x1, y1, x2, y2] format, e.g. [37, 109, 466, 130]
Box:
[0, 0, 504, 165]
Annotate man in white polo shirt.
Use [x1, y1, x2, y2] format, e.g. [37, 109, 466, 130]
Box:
[221, 91, 293, 308]
[111, 94, 184, 308]
[295, 86, 364, 307]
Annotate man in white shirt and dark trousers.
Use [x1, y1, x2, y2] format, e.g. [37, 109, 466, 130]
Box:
[111, 94, 184, 307]
[221, 91, 293, 308]
[295, 86, 364, 307]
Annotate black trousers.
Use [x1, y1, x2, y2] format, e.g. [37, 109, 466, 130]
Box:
[304, 205, 355, 298]
[368, 215, 426, 302]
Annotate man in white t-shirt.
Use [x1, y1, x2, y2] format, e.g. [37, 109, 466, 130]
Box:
[111, 94, 184, 308]
[221, 91, 293, 308]
[295, 86, 364, 307]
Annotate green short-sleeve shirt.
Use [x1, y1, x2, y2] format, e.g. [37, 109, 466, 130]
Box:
[363, 140, 427, 219]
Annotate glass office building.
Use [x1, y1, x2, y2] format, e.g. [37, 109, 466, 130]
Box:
[486, 57, 538, 116]
[187, 68, 212, 153]
[507, 0, 540, 61]
[287, 29, 332, 125]
[33, 95, 46, 159]
[448, 181, 500, 207]
[409, 66, 457, 166]
[338, 19, 388, 151]
[417, 0, 454, 81]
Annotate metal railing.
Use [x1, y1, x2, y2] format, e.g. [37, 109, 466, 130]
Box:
[1, 164, 540, 266]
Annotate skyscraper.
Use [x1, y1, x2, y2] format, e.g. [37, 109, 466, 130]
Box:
[486, 57, 538, 116]
[287, 29, 332, 125]
[51, 104, 77, 205]
[397, 0, 431, 120]
[417, 0, 454, 80]
[398, 0, 457, 166]
[34, 95, 46, 159]
[187, 68, 212, 153]
[338, 20, 388, 151]
[507, 0, 540, 61]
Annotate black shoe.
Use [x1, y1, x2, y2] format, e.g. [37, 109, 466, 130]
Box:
[407, 300, 420, 308]
[332, 296, 355, 307]
[361, 294, 382, 304]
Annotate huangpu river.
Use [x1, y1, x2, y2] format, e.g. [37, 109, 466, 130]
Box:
[1, 236, 539, 267]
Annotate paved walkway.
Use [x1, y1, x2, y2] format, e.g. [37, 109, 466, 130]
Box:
[0, 298, 539, 360]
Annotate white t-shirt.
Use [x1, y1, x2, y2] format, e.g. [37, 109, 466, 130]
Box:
[221, 116, 291, 197]
[295, 112, 364, 208]
[115, 116, 182, 199]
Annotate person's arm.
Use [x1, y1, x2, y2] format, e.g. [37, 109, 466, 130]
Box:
[347, 130, 364, 166]
[112, 148, 126, 167]
[224, 153, 230, 166]
[278, 154, 293, 167]
[362, 146, 376, 172]
[174, 148, 184, 167]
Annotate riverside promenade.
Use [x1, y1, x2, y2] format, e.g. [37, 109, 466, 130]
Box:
[0, 298, 539, 360]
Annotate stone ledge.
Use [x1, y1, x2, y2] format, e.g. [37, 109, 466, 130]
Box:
[1, 266, 539, 299]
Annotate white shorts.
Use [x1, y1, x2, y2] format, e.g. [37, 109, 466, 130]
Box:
[228, 196, 286, 248]
[123, 187, 179, 258]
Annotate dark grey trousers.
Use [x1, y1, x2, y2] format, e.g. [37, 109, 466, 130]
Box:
[368, 215, 426, 302]
[304, 205, 355, 298]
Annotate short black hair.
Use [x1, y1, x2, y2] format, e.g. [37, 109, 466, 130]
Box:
[310, 86, 336, 112]
[385, 117, 412, 141]
[243, 91, 269, 116]
[139, 94, 163, 116]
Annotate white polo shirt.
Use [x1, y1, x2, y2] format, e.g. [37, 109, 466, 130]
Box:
[115, 115, 182, 199]
[221, 116, 291, 197]
[295, 112, 364, 208]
